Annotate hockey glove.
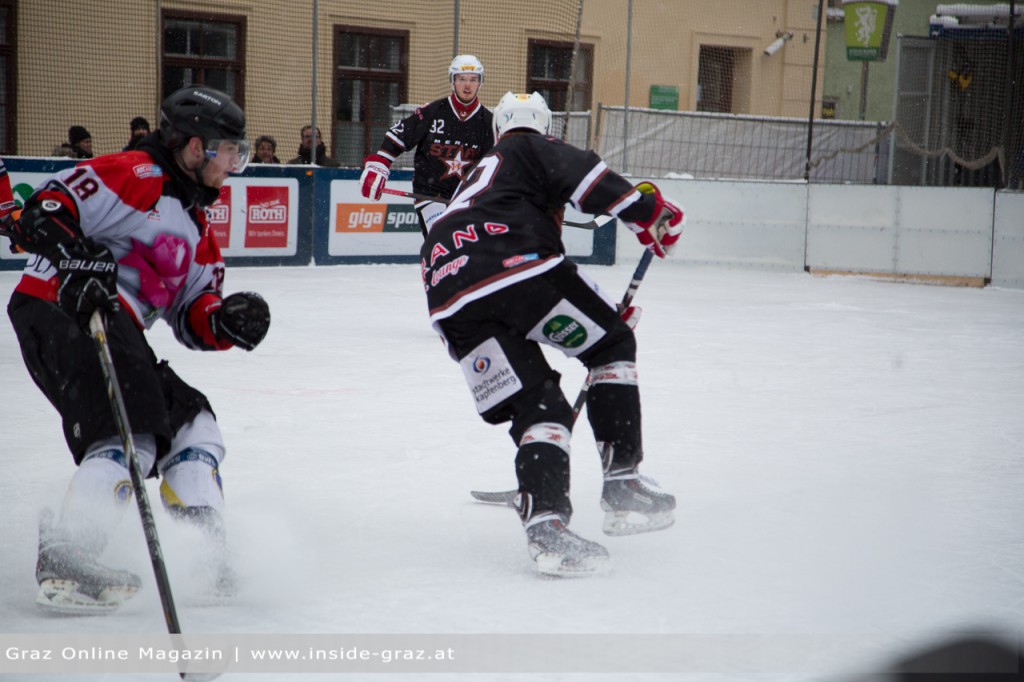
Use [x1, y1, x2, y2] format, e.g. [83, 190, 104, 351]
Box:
[50, 238, 120, 329]
[359, 154, 391, 201]
[0, 201, 20, 252]
[625, 182, 685, 258]
[211, 291, 270, 351]
[619, 304, 642, 330]
[5, 190, 82, 255]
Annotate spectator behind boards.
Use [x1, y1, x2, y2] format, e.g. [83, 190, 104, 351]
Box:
[54, 126, 94, 159]
[123, 117, 150, 151]
[253, 135, 280, 164]
[287, 125, 338, 167]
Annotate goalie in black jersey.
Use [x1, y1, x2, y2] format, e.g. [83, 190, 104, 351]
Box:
[421, 92, 685, 577]
[359, 55, 494, 237]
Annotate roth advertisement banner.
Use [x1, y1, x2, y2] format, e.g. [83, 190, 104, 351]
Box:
[0, 160, 308, 269]
[209, 178, 299, 256]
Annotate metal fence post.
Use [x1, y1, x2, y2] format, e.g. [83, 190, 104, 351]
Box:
[804, 0, 826, 181]
[623, 0, 633, 174]
[310, 0, 319, 166]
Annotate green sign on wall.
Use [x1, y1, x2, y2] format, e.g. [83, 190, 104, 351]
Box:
[842, 0, 898, 62]
[649, 85, 679, 110]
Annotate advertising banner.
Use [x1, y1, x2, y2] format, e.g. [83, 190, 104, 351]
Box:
[0, 160, 310, 269]
[319, 172, 610, 265]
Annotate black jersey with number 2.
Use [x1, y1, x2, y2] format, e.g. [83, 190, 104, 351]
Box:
[421, 132, 659, 324]
[380, 94, 493, 201]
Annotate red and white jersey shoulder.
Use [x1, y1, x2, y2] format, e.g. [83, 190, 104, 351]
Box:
[16, 151, 225, 347]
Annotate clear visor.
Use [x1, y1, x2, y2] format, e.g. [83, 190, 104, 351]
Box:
[204, 138, 251, 174]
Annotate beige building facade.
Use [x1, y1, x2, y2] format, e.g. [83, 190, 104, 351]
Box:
[11, 0, 826, 162]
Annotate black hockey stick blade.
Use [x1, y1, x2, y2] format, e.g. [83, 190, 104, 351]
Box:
[470, 489, 518, 506]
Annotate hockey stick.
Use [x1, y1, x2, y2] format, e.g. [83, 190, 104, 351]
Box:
[470, 248, 657, 506]
[381, 187, 442, 203]
[380, 187, 608, 230]
[90, 310, 218, 682]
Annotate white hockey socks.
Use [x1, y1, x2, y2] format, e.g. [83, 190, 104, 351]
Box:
[58, 434, 158, 553]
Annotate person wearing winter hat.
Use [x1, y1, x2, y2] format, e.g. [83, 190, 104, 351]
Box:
[67, 126, 94, 158]
[123, 117, 151, 151]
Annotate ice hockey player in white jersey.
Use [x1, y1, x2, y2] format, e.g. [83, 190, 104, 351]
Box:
[3, 86, 270, 613]
[421, 92, 684, 577]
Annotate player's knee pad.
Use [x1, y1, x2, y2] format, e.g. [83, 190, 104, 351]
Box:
[169, 410, 225, 464]
[515, 422, 573, 521]
[588, 360, 639, 389]
[504, 378, 573, 444]
[158, 447, 225, 523]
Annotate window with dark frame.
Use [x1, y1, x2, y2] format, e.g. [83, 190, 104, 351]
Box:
[697, 46, 737, 113]
[161, 11, 246, 106]
[333, 27, 408, 167]
[0, 0, 16, 154]
[527, 39, 593, 112]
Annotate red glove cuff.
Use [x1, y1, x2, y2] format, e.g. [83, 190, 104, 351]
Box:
[188, 292, 232, 350]
[634, 183, 681, 230]
[364, 154, 392, 169]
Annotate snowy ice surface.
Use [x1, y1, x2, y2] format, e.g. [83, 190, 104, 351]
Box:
[1, 258, 1022, 681]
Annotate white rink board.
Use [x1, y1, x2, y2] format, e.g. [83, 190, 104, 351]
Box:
[627, 179, 807, 271]
[992, 191, 1024, 288]
[806, 185, 993, 276]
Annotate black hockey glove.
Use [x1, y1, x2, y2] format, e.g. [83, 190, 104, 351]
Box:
[212, 292, 270, 351]
[6, 190, 82, 255]
[50, 238, 120, 329]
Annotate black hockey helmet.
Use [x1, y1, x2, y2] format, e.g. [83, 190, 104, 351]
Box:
[160, 85, 250, 172]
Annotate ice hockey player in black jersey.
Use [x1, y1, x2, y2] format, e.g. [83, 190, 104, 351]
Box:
[421, 92, 684, 577]
[360, 55, 494, 237]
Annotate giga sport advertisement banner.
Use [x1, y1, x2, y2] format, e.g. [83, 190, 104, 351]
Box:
[321, 177, 606, 264]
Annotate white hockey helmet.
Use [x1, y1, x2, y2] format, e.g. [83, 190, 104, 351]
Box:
[449, 55, 484, 84]
[493, 91, 552, 138]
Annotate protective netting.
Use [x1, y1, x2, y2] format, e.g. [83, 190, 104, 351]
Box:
[10, 0, 1024, 188]
[892, 31, 1024, 188]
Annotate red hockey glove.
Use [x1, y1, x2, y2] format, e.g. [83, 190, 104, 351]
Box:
[625, 182, 685, 258]
[359, 154, 391, 201]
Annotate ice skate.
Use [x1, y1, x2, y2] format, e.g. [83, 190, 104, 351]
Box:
[525, 514, 611, 577]
[35, 511, 140, 615]
[600, 470, 676, 536]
